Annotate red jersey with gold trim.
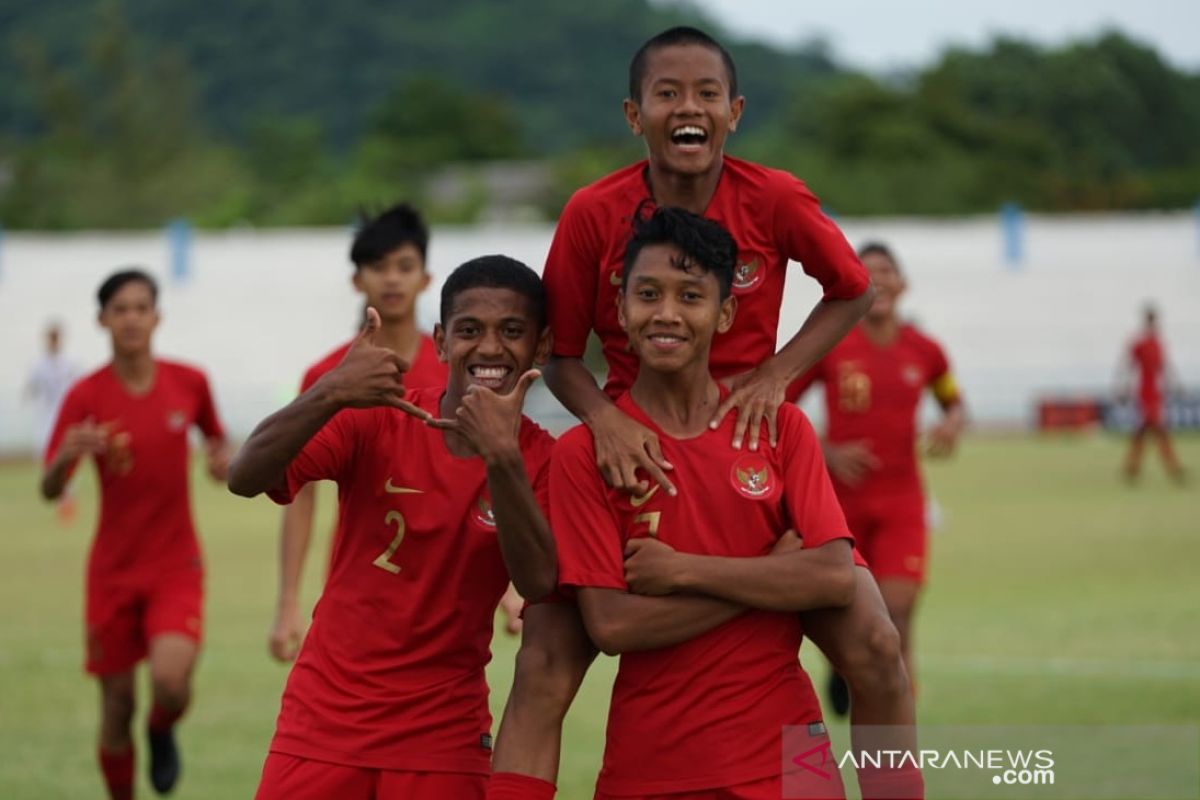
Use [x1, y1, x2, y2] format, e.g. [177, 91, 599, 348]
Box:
[543, 156, 869, 397]
[793, 324, 954, 495]
[44, 360, 224, 579]
[1130, 333, 1165, 405]
[552, 391, 853, 795]
[300, 333, 447, 393]
[264, 388, 554, 774]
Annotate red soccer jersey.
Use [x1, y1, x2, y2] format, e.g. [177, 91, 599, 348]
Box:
[543, 156, 869, 397]
[552, 391, 853, 795]
[264, 388, 555, 774]
[44, 361, 225, 578]
[300, 333, 447, 393]
[1130, 333, 1165, 403]
[792, 324, 954, 496]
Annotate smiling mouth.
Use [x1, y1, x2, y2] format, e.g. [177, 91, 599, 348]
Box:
[670, 125, 708, 148]
[468, 364, 512, 388]
[647, 332, 687, 349]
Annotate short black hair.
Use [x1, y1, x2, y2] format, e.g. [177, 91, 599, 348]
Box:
[623, 205, 737, 299]
[350, 202, 429, 268]
[440, 255, 546, 329]
[629, 26, 738, 103]
[857, 241, 897, 262]
[97, 269, 158, 309]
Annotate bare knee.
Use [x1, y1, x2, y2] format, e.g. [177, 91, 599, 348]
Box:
[838, 612, 908, 699]
[149, 666, 191, 710]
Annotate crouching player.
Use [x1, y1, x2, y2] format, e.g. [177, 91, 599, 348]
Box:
[553, 208, 856, 799]
[229, 256, 557, 800]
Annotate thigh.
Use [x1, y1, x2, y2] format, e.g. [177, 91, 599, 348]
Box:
[865, 492, 928, 584]
[145, 561, 204, 644]
[255, 752, 374, 800]
[86, 580, 146, 676]
[378, 770, 485, 800]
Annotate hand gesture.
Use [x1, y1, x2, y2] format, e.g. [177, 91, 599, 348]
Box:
[427, 369, 541, 462]
[623, 537, 683, 596]
[711, 364, 789, 451]
[58, 418, 115, 462]
[824, 440, 880, 487]
[590, 404, 675, 496]
[321, 308, 426, 417]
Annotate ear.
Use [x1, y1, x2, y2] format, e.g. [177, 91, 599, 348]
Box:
[351, 270, 364, 294]
[433, 323, 448, 363]
[616, 290, 628, 330]
[534, 326, 554, 366]
[728, 95, 746, 133]
[97, 309, 107, 330]
[717, 294, 737, 334]
[151, 308, 161, 332]
[623, 98, 642, 136]
[418, 270, 431, 293]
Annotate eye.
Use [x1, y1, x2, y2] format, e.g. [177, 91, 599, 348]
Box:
[682, 291, 703, 302]
[700, 90, 719, 100]
[457, 324, 480, 337]
[503, 325, 525, 338]
[636, 288, 658, 300]
[657, 89, 676, 99]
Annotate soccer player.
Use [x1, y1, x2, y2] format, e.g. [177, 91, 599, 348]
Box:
[553, 207, 856, 799]
[229, 255, 558, 800]
[26, 320, 80, 521]
[489, 27, 918, 800]
[791, 242, 965, 689]
[1119, 304, 1186, 483]
[268, 203, 449, 663]
[40, 269, 230, 800]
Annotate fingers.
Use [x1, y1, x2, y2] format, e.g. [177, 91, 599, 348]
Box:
[511, 369, 542, 404]
[358, 306, 381, 344]
[709, 393, 736, 431]
[731, 402, 752, 450]
[746, 407, 763, 452]
[616, 461, 645, 494]
[391, 398, 433, 422]
[424, 417, 458, 431]
[767, 406, 779, 449]
[639, 455, 676, 496]
[624, 538, 647, 558]
[643, 437, 673, 472]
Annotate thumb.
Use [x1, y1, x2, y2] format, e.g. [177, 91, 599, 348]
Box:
[357, 307, 382, 345]
[511, 369, 542, 403]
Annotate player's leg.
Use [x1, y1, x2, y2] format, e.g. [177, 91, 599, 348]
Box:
[877, 580, 921, 681]
[255, 752, 375, 800]
[865, 491, 928, 684]
[487, 601, 597, 800]
[1124, 423, 1148, 481]
[379, 769, 487, 800]
[97, 671, 137, 800]
[1149, 424, 1186, 481]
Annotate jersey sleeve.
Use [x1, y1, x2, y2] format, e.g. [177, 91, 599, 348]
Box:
[42, 381, 88, 469]
[923, 337, 961, 407]
[543, 193, 601, 359]
[193, 371, 226, 440]
[266, 409, 360, 505]
[778, 407, 854, 548]
[773, 176, 870, 301]
[550, 431, 627, 591]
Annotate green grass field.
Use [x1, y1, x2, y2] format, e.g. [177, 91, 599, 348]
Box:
[1, 434, 1197, 799]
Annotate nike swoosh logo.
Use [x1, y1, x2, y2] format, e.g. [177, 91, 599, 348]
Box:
[384, 479, 423, 494]
[630, 484, 659, 507]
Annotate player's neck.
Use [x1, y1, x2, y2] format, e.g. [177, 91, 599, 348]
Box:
[862, 315, 900, 346]
[375, 316, 421, 363]
[438, 385, 477, 458]
[630, 365, 720, 439]
[646, 158, 723, 215]
[111, 350, 156, 393]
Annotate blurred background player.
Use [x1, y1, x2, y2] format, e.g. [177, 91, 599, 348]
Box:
[267, 203, 450, 663]
[39, 269, 231, 800]
[229, 257, 557, 800]
[552, 207, 858, 800]
[791, 241, 965, 705]
[25, 320, 81, 521]
[1118, 304, 1186, 484]
[489, 27, 919, 800]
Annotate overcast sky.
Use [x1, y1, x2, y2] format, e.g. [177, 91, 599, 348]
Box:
[687, 0, 1199, 72]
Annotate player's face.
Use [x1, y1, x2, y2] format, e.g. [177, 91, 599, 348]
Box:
[863, 251, 906, 322]
[618, 243, 735, 373]
[353, 243, 429, 324]
[435, 288, 550, 395]
[98, 280, 159, 356]
[624, 44, 744, 179]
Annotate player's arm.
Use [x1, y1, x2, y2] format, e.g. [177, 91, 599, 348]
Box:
[575, 586, 744, 656]
[39, 387, 107, 500]
[926, 351, 966, 458]
[229, 309, 418, 497]
[269, 484, 316, 661]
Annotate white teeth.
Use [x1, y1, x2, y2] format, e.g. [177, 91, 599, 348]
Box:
[672, 125, 705, 138]
[471, 366, 509, 378]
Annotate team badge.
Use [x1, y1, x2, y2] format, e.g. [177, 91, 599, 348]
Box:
[166, 410, 188, 432]
[902, 364, 923, 387]
[731, 252, 765, 294]
[730, 454, 778, 500]
[471, 493, 497, 529]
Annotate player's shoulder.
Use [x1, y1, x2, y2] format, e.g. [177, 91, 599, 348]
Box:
[303, 340, 353, 385]
[723, 155, 810, 197]
[518, 415, 558, 463]
[777, 401, 819, 442]
[66, 364, 110, 397]
[567, 161, 647, 209]
[553, 422, 597, 462]
[900, 322, 945, 353]
[156, 358, 211, 385]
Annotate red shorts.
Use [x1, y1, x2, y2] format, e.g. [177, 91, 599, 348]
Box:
[255, 752, 486, 800]
[85, 560, 204, 675]
[839, 489, 927, 584]
[594, 770, 845, 799]
[1138, 393, 1164, 427]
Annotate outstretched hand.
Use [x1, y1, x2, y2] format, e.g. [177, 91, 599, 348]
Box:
[426, 369, 541, 461]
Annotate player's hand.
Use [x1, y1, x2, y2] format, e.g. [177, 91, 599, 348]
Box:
[268, 605, 304, 662]
[711, 364, 789, 451]
[426, 369, 541, 462]
[205, 438, 232, 482]
[771, 529, 804, 555]
[57, 419, 116, 462]
[925, 416, 963, 458]
[320, 308, 426, 416]
[823, 441, 880, 487]
[623, 537, 683, 596]
[590, 403, 675, 496]
[499, 583, 524, 636]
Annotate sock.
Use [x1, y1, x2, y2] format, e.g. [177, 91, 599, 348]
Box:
[98, 746, 134, 800]
[858, 764, 925, 800]
[486, 771, 557, 800]
[148, 702, 185, 734]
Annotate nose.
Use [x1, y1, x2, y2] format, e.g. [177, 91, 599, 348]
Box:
[477, 328, 505, 357]
[678, 89, 702, 115]
[652, 296, 684, 324]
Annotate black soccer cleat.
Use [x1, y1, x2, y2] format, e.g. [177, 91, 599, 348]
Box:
[827, 672, 851, 717]
[148, 726, 181, 794]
